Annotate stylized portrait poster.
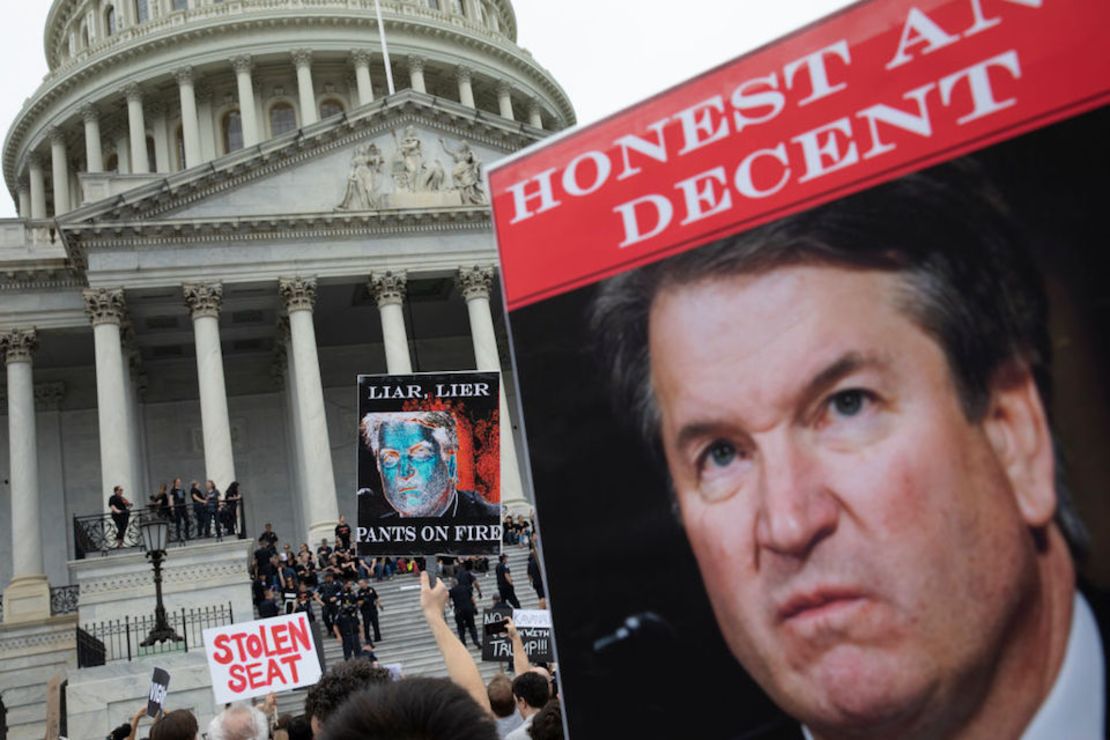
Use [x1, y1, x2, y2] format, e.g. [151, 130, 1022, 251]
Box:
[489, 0, 1109, 737]
[357, 371, 501, 556]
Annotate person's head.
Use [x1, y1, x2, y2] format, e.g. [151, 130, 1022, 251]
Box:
[511, 672, 550, 718]
[320, 538, 328, 546]
[361, 411, 459, 517]
[149, 709, 198, 740]
[591, 166, 1080, 737]
[304, 660, 392, 735]
[227, 481, 239, 496]
[318, 677, 497, 740]
[265, 523, 273, 532]
[338, 514, 346, 524]
[205, 479, 215, 491]
[280, 714, 312, 740]
[486, 674, 516, 719]
[158, 482, 167, 494]
[173, 477, 181, 487]
[113, 485, 122, 495]
[528, 698, 564, 740]
[206, 703, 268, 740]
[499, 554, 507, 564]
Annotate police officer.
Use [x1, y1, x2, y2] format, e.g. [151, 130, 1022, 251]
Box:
[333, 602, 363, 661]
[318, 572, 342, 634]
[357, 578, 383, 643]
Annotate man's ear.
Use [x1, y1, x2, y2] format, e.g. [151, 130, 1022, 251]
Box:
[982, 361, 1056, 528]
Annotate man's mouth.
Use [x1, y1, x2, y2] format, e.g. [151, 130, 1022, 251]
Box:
[776, 587, 868, 623]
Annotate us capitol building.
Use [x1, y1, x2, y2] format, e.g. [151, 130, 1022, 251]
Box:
[0, 0, 572, 735]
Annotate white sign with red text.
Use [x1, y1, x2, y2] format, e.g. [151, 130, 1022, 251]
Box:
[203, 612, 322, 703]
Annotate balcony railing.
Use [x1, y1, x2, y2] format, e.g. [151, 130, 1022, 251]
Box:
[72, 500, 247, 559]
[76, 602, 234, 667]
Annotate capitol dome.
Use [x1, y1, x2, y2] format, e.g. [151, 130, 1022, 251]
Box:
[5, 0, 574, 214]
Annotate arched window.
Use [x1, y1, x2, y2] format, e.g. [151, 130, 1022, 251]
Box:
[172, 0, 189, 9]
[135, 0, 150, 24]
[269, 103, 297, 136]
[319, 99, 345, 119]
[105, 5, 117, 35]
[222, 109, 243, 153]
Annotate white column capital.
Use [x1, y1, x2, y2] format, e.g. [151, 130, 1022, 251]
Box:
[496, 80, 513, 97]
[292, 48, 313, 69]
[408, 55, 426, 74]
[458, 265, 495, 301]
[27, 151, 43, 170]
[369, 270, 407, 308]
[121, 82, 143, 103]
[83, 287, 127, 326]
[456, 65, 473, 83]
[47, 126, 66, 146]
[230, 55, 254, 75]
[0, 328, 39, 365]
[350, 49, 371, 67]
[80, 104, 100, 124]
[183, 282, 224, 319]
[280, 277, 318, 313]
[174, 65, 195, 85]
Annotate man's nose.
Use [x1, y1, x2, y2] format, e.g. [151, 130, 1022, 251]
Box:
[399, 456, 415, 479]
[754, 439, 839, 559]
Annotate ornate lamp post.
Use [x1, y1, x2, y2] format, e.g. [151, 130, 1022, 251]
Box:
[139, 515, 184, 646]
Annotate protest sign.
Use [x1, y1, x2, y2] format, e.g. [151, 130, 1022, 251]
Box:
[357, 371, 502, 556]
[513, 610, 554, 663]
[481, 605, 513, 662]
[488, 0, 1110, 736]
[203, 612, 322, 704]
[146, 668, 170, 718]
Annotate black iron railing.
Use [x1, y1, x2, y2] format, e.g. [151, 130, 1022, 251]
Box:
[76, 601, 234, 667]
[72, 499, 247, 559]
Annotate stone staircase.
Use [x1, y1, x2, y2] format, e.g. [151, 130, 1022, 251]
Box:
[274, 546, 542, 718]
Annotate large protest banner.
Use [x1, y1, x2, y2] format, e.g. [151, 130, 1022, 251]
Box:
[489, 0, 1110, 737]
[357, 371, 501, 556]
[203, 612, 322, 704]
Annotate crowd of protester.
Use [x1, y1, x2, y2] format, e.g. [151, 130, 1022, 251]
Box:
[108, 571, 562, 740]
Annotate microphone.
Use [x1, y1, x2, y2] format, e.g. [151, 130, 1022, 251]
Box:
[592, 611, 673, 654]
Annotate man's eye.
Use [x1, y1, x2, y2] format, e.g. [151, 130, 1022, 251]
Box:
[705, 441, 737, 468]
[828, 389, 870, 417]
[380, 451, 400, 467]
[410, 447, 433, 461]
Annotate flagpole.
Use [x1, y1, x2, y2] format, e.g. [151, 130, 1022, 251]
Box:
[374, 0, 396, 95]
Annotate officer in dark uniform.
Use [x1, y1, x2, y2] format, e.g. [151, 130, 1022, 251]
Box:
[449, 576, 481, 648]
[318, 572, 342, 634]
[333, 602, 363, 661]
[357, 578, 383, 643]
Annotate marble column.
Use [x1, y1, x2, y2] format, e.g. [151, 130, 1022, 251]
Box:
[28, 155, 46, 219]
[83, 288, 135, 512]
[458, 266, 529, 513]
[279, 277, 339, 544]
[369, 271, 412, 374]
[0, 329, 50, 623]
[49, 129, 70, 216]
[195, 83, 217, 161]
[527, 98, 543, 130]
[293, 49, 318, 126]
[120, 325, 145, 500]
[175, 66, 202, 168]
[110, 124, 132, 174]
[82, 105, 104, 173]
[408, 55, 427, 94]
[123, 83, 150, 174]
[184, 283, 237, 492]
[276, 321, 310, 540]
[497, 81, 515, 120]
[17, 184, 31, 218]
[456, 65, 475, 108]
[231, 56, 260, 147]
[351, 50, 374, 105]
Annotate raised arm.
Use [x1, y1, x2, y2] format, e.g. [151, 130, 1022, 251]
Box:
[419, 571, 491, 714]
[505, 618, 532, 677]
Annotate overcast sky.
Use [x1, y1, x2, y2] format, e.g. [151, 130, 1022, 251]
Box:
[0, 0, 854, 218]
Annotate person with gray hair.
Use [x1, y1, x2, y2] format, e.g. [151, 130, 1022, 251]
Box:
[206, 703, 269, 740]
[360, 410, 498, 519]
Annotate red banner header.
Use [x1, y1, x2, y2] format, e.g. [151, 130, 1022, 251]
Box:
[489, 0, 1109, 310]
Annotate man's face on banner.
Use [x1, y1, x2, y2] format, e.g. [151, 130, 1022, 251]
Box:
[648, 265, 1055, 734]
[376, 419, 456, 517]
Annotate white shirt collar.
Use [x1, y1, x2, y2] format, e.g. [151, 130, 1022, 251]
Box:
[801, 593, 1104, 740]
[1023, 592, 1104, 739]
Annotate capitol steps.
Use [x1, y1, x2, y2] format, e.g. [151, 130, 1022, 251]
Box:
[274, 545, 542, 719]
